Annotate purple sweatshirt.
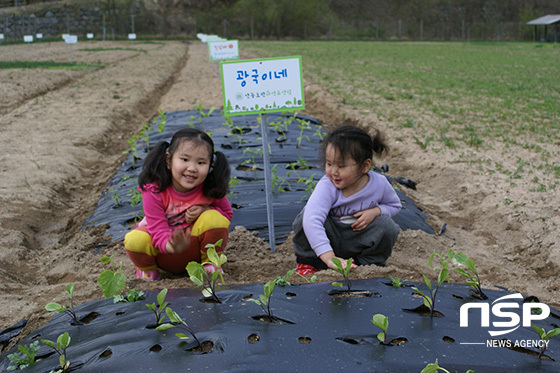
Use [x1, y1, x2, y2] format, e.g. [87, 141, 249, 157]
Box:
[302, 170, 402, 257]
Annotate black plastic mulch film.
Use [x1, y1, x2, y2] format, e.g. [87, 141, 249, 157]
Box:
[1, 280, 559, 372]
[83, 109, 434, 248]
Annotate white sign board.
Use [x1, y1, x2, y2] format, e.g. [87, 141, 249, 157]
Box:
[0, 34, 4, 40]
[24, 35, 33, 42]
[87, 33, 94, 39]
[221, 56, 304, 116]
[128, 33, 136, 40]
[36, 33, 43, 39]
[208, 40, 238, 61]
[65, 35, 78, 44]
[62, 33, 69, 40]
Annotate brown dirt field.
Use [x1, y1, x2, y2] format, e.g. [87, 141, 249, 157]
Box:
[0, 40, 558, 352]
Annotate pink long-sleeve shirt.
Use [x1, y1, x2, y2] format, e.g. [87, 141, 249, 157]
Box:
[138, 183, 233, 253]
[303, 170, 402, 257]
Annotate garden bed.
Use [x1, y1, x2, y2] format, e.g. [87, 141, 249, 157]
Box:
[1, 278, 558, 372]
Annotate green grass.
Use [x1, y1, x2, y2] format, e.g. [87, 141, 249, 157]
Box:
[244, 40, 560, 189]
[0, 61, 102, 70]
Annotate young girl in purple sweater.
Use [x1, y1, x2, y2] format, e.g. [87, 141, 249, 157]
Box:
[124, 128, 232, 280]
[293, 125, 401, 275]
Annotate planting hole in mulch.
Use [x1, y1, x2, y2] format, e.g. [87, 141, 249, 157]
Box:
[247, 333, 260, 343]
[251, 315, 295, 324]
[443, 336, 455, 343]
[402, 304, 445, 317]
[80, 311, 100, 324]
[382, 337, 408, 346]
[328, 289, 380, 298]
[286, 291, 297, 297]
[298, 336, 312, 344]
[187, 340, 215, 354]
[149, 344, 162, 352]
[99, 348, 112, 358]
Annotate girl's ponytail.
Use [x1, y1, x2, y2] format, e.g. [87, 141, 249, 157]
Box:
[138, 140, 172, 192]
[203, 150, 230, 199]
[371, 129, 389, 156]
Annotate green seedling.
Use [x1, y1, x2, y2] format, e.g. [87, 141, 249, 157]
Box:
[111, 188, 122, 207]
[295, 117, 311, 148]
[97, 254, 126, 298]
[271, 164, 291, 192]
[45, 283, 80, 325]
[390, 276, 405, 288]
[531, 323, 560, 359]
[123, 134, 140, 167]
[287, 157, 311, 170]
[155, 109, 167, 133]
[371, 314, 388, 343]
[452, 250, 486, 299]
[288, 172, 317, 199]
[228, 125, 248, 146]
[421, 358, 474, 373]
[412, 249, 453, 317]
[186, 240, 226, 303]
[146, 288, 169, 326]
[113, 288, 145, 303]
[248, 280, 276, 319]
[139, 121, 152, 151]
[274, 268, 297, 286]
[7, 341, 40, 371]
[41, 332, 71, 373]
[156, 307, 201, 346]
[241, 147, 263, 170]
[129, 188, 142, 206]
[330, 257, 353, 292]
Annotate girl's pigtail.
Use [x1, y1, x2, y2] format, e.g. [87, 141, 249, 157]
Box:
[203, 150, 231, 199]
[371, 129, 389, 156]
[138, 141, 172, 192]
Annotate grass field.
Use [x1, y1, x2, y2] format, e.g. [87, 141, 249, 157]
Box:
[245, 41, 560, 192]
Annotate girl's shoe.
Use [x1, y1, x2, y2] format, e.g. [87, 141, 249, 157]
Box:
[136, 269, 161, 281]
[296, 263, 316, 276]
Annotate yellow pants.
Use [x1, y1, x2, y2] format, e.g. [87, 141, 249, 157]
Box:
[124, 209, 230, 273]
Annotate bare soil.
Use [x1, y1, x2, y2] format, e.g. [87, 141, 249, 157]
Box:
[0, 40, 558, 350]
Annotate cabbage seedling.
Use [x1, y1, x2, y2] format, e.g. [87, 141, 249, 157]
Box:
[7, 341, 40, 371]
[330, 257, 353, 292]
[41, 332, 71, 373]
[371, 314, 388, 344]
[156, 307, 201, 346]
[97, 253, 126, 298]
[421, 358, 474, 373]
[248, 280, 276, 319]
[390, 276, 405, 288]
[45, 283, 80, 325]
[531, 323, 560, 359]
[186, 240, 226, 303]
[274, 268, 297, 286]
[412, 249, 452, 317]
[145, 288, 169, 326]
[452, 250, 486, 299]
[113, 288, 145, 303]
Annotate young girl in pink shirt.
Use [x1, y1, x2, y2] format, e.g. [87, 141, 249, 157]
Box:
[293, 125, 401, 275]
[124, 128, 232, 280]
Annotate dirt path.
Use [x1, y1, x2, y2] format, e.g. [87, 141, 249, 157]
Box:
[0, 41, 558, 352]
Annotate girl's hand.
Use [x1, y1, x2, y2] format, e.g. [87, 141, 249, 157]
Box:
[351, 207, 382, 231]
[166, 227, 191, 254]
[320, 251, 357, 270]
[185, 205, 209, 224]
